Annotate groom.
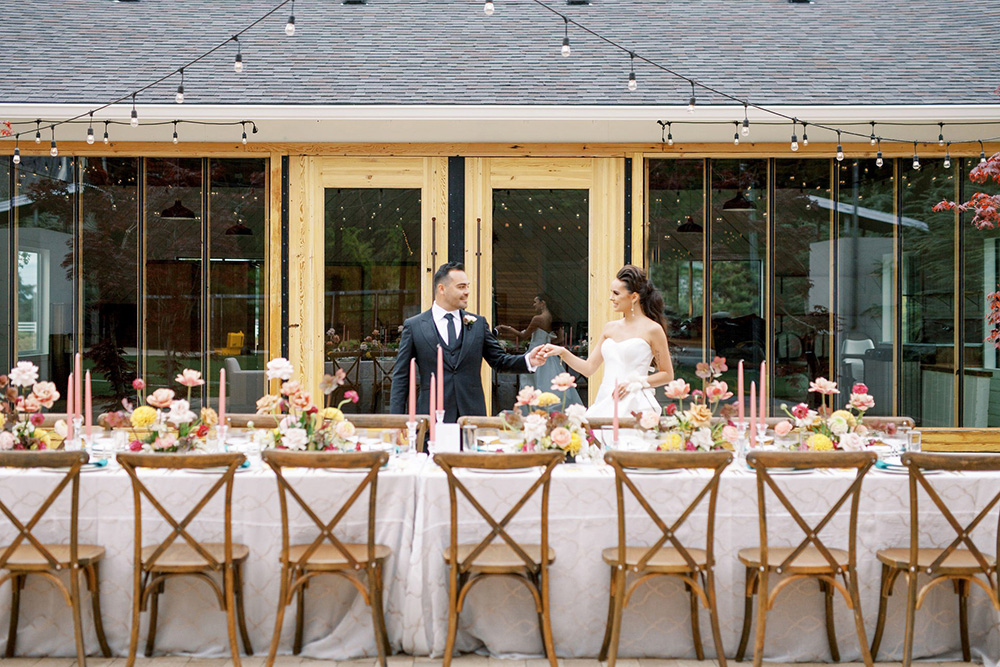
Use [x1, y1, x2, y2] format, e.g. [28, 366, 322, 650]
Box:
[390, 262, 546, 422]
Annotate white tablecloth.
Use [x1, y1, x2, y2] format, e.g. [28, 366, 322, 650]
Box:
[1, 457, 998, 664]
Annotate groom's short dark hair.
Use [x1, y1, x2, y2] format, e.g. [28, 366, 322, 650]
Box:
[433, 262, 465, 291]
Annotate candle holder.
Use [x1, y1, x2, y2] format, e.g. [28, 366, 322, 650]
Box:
[216, 424, 230, 452]
[734, 420, 749, 461]
[405, 420, 418, 455]
[435, 409, 445, 424]
[66, 416, 84, 450]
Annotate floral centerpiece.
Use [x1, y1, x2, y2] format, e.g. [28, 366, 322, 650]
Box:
[256, 358, 360, 451]
[109, 370, 217, 453]
[0, 362, 61, 450]
[498, 373, 598, 461]
[773, 378, 876, 451]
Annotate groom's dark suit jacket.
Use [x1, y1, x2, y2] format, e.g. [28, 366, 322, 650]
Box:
[390, 309, 529, 422]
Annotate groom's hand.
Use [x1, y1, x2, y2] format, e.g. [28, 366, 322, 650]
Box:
[528, 347, 548, 368]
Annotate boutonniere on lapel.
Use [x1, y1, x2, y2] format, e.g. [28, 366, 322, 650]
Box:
[463, 314, 477, 329]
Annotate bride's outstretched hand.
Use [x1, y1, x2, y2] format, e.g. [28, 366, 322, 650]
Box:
[540, 344, 565, 359]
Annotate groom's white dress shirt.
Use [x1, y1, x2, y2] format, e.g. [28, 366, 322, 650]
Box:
[431, 302, 536, 371]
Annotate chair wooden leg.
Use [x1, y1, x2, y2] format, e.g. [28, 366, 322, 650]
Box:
[821, 579, 839, 662]
[368, 566, 388, 667]
[374, 562, 391, 658]
[70, 565, 87, 667]
[293, 577, 305, 655]
[958, 579, 971, 662]
[144, 581, 162, 657]
[234, 562, 254, 655]
[266, 567, 291, 667]
[604, 567, 627, 667]
[902, 572, 918, 667]
[224, 561, 243, 667]
[5, 573, 22, 658]
[598, 566, 617, 662]
[705, 570, 728, 667]
[847, 568, 873, 667]
[443, 564, 459, 667]
[86, 563, 112, 658]
[735, 567, 756, 662]
[751, 570, 768, 667]
[687, 580, 705, 661]
[870, 563, 893, 659]
[125, 569, 143, 667]
[538, 567, 558, 667]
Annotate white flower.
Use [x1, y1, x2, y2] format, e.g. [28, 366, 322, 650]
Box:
[523, 413, 547, 443]
[280, 427, 308, 451]
[463, 314, 477, 326]
[166, 399, 197, 426]
[8, 361, 39, 388]
[265, 357, 295, 382]
[690, 427, 715, 451]
[794, 410, 818, 429]
[639, 411, 660, 430]
[335, 420, 356, 440]
[661, 415, 680, 429]
[564, 403, 588, 426]
[839, 432, 866, 451]
[827, 414, 849, 435]
[53, 419, 68, 438]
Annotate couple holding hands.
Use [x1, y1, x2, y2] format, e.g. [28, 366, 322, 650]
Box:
[389, 262, 674, 421]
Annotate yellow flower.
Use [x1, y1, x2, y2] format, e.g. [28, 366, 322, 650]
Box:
[658, 432, 684, 451]
[200, 407, 218, 426]
[685, 404, 712, 428]
[806, 433, 834, 451]
[830, 409, 857, 428]
[536, 392, 560, 407]
[565, 431, 582, 455]
[37, 431, 53, 449]
[322, 407, 345, 422]
[131, 406, 158, 428]
[0, 413, 5, 429]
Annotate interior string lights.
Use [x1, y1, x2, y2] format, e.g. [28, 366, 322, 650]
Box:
[561, 17, 570, 57]
[176, 68, 185, 104]
[285, 0, 295, 35]
[627, 52, 637, 91]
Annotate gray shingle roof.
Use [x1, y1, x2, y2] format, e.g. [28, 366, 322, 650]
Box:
[2, 0, 998, 107]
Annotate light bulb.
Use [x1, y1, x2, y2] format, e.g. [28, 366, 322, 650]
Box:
[175, 85, 184, 104]
[938, 130, 945, 146]
[802, 131, 809, 146]
[484, 1, 494, 15]
[667, 132, 673, 147]
[242, 130, 248, 144]
[687, 96, 695, 113]
[943, 156, 951, 169]
[234, 52, 244, 73]
[627, 72, 637, 92]
[13, 147, 20, 164]
[50, 140, 58, 157]
[870, 135, 876, 146]
[103, 129, 109, 144]
[836, 145, 844, 162]
[791, 136, 799, 152]
[876, 153, 883, 168]
[912, 156, 920, 170]
[285, 15, 295, 35]
[131, 109, 139, 127]
[741, 119, 750, 137]
[34, 130, 41, 144]
[87, 126, 95, 144]
[733, 132, 739, 146]
[561, 37, 570, 57]
[173, 130, 179, 144]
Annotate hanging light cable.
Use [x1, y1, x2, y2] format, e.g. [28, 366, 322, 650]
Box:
[836, 130, 844, 162]
[912, 141, 920, 170]
[484, 0, 495, 15]
[627, 52, 637, 91]
[234, 37, 244, 73]
[938, 123, 946, 146]
[741, 103, 750, 137]
[86, 112, 95, 144]
[733, 121, 740, 146]
[944, 142, 951, 169]
[285, 0, 295, 35]
[173, 121, 179, 144]
[561, 17, 570, 57]
[175, 68, 185, 104]
[802, 122, 809, 146]
[49, 125, 58, 157]
[687, 81, 696, 113]
[12, 134, 20, 165]
[876, 138, 884, 168]
[790, 119, 799, 152]
[130, 94, 139, 127]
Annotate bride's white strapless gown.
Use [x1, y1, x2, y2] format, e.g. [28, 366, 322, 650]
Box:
[585, 338, 661, 418]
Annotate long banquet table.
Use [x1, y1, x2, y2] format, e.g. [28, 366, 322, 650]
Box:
[1, 455, 998, 663]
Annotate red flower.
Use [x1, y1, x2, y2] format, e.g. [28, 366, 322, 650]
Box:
[791, 402, 810, 419]
[129, 440, 143, 452]
[851, 382, 869, 394]
[196, 424, 210, 438]
[664, 403, 677, 416]
[30, 412, 44, 427]
[132, 378, 146, 391]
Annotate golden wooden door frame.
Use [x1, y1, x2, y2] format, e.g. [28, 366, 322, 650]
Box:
[464, 157, 626, 410]
[287, 156, 448, 398]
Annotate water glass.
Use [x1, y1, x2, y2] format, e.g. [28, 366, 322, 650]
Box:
[907, 430, 922, 453]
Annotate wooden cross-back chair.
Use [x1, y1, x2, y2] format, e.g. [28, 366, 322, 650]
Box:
[870, 452, 1000, 666]
[0, 450, 111, 665]
[600, 450, 732, 667]
[434, 451, 565, 667]
[117, 452, 252, 667]
[261, 449, 392, 667]
[736, 451, 877, 667]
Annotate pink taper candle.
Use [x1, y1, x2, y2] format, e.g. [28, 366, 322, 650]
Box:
[429, 373, 437, 442]
[84, 370, 93, 437]
[737, 360, 745, 423]
[66, 372, 74, 440]
[408, 358, 417, 423]
[760, 360, 767, 427]
[74, 353, 83, 419]
[749, 381, 757, 447]
[218, 368, 226, 427]
[612, 377, 619, 444]
[436, 344, 444, 414]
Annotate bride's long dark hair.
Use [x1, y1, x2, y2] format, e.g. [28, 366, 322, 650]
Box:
[616, 265, 668, 335]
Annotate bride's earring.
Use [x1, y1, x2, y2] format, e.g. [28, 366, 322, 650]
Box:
[631, 301, 636, 317]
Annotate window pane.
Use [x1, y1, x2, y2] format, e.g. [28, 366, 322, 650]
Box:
[145, 158, 203, 399]
[647, 159, 704, 393]
[710, 159, 767, 407]
[837, 159, 894, 416]
[325, 188, 421, 413]
[15, 156, 76, 396]
[0, 158, 9, 369]
[961, 158, 1000, 426]
[210, 158, 268, 415]
[492, 189, 589, 412]
[900, 159, 956, 426]
[773, 160, 833, 409]
[80, 157, 139, 414]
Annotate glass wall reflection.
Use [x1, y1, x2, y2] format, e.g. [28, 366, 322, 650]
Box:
[0, 159, 9, 370]
[324, 188, 421, 414]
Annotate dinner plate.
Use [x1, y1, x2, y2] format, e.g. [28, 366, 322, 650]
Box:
[187, 462, 253, 474]
[755, 467, 814, 475]
[41, 461, 109, 473]
[625, 467, 684, 475]
[462, 467, 539, 475]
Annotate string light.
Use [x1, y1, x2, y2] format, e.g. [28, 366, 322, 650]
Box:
[741, 103, 750, 137]
[241, 121, 248, 144]
[944, 142, 951, 169]
[103, 121, 110, 144]
[285, 0, 295, 35]
[130, 94, 139, 127]
[869, 121, 877, 146]
[173, 121, 179, 144]
[234, 37, 244, 73]
[790, 119, 799, 152]
[627, 52, 637, 91]
[980, 140, 987, 164]
[733, 121, 740, 146]
[34, 120, 41, 144]
[938, 122, 945, 146]
[86, 113, 95, 144]
[12, 135, 19, 165]
[802, 122, 809, 146]
[484, 0, 494, 15]
[687, 81, 696, 113]
[667, 121, 673, 146]
[49, 125, 58, 157]
[836, 130, 844, 162]
[561, 17, 570, 57]
[912, 141, 920, 170]
[876, 138, 883, 168]
[175, 68, 185, 104]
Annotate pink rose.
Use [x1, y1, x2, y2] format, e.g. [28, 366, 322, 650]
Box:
[705, 380, 733, 403]
[31, 381, 60, 408]
[515, 386, 541, 407]
[344, 390, 360, 404]
[147, 388, 175, 408]
[851, 382, 868, 395]
[774, 420, 793, 436]
[808, 377, 839, 395]
[722, 424, 739, 444]
[280, 380, 303, 397]
[550, 427, 572, 448]
[791, 402, 810, 420]
[132, 378, 146, 391]
[19, 395, 42, 413]
[849, 393, 875, 411]
[664, 379, 691, 400]
[175, 369, 205, 388]
[639, 411, 660, 430]
[30, 412, 45, 427]
[884, 422, 898, 436]
[152, 434, 177, 451]
[0, 432, 15, 450]
[290, 390, 313, 410]
[550, 372, 577, 393]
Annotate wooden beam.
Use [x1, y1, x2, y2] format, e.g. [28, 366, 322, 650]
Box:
[921, 428, 1000, 453]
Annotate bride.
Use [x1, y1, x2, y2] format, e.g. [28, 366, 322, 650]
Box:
[540, 265, 674, 418]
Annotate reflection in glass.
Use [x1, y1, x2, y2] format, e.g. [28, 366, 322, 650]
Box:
[15, 156, 76, 403]
[0, 160, 6, 370]
[210, 159, 268, 414]
[900, 159, 956, 426]
[492, 189, 589, 413]
[710, 159, 767, 409]
[773, 160, 833, 410]
[324, 188, 421, 413]
[80, 157, 139, 413]
[837, 159, 894, 416]
[647, 160, 704, 398]
[145, 158, 203, 402]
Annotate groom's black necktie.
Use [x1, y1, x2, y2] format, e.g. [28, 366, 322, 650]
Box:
[444, 313, 457, 347]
